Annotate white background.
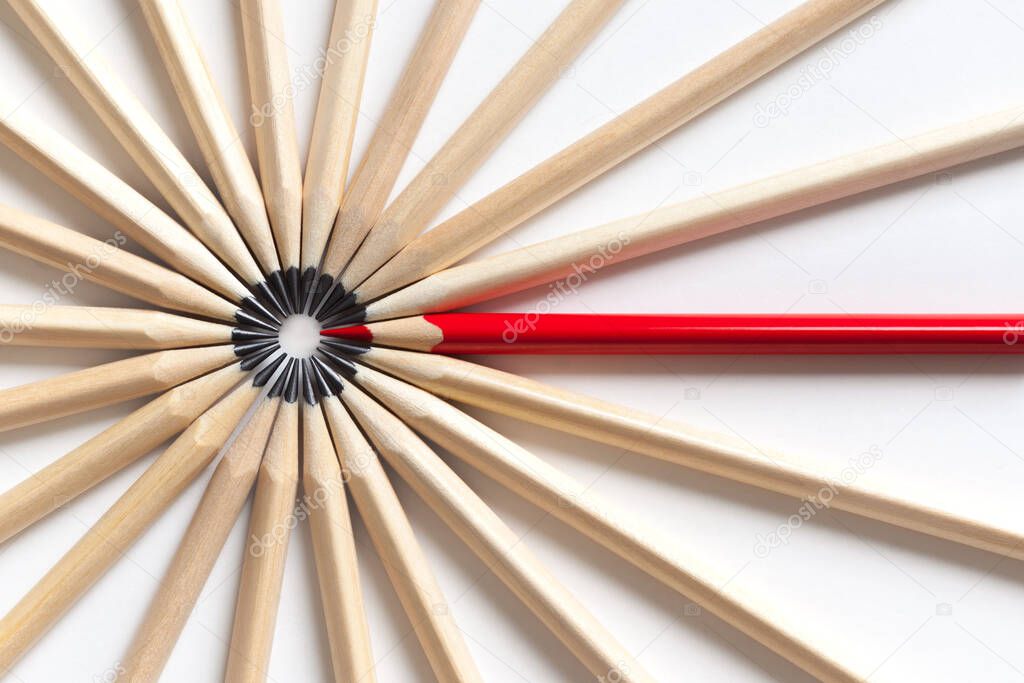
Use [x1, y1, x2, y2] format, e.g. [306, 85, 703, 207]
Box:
[2, 0, 1024, 681]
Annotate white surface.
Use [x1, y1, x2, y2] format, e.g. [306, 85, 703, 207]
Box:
[1, 0, 1024, 681]
[278, 314, 321, 359]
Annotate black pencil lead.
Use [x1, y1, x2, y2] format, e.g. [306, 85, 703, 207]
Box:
[252, 280, 289, 319]
[317, 347, 358, 379]
[316, 285, 350, 321]
[235, 309, 278, 333]
[241, 344, 281, 372]
[310, 355, 347, 393]
[284, 266, 302, 315]
[233, 339, 279, 358]
[308, 356, 336, 398]
[319, 337, 371, 356]
[309, 273, 337, 315]
[299, 266, 318, 313]
[266, 270, 293, 315]
[300, 358, 318, 405]
[238, 297, 281, 327]
[232, 328, 277, 343]
[251, 351, 287, 386]
[319, 304, 367, 329]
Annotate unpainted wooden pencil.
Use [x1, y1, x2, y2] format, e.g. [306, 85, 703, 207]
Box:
[0, 379, 263, 673]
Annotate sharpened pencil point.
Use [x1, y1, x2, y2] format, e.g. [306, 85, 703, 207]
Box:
[285, 371, 301, 403]
[232, 328, 277, 343]
[320, 304, 367, 329]
[235, 309, 278, 333]
[321, 324, 372, 341]
[241, 344, 281, 371]
[317, 290, 357, 323]
[251, 351, 287, 386]
[269, 358, 299, 400]
[300, 359, 318, 405]
[309, 274, 337, 315]
[308, 356, 337, 398]
[234, 339, 279, 358]
[284, 267, 302, 314]
[299, 266, 318, 312]
[317, 285, 349, 319]
[320, 337, 371, 356]
[267, 271, 293, 315]
[239, 297, 281, 327]
[310, 355, 348, 393]
[318, 347, 358, 379]
[252, 281, 289, 320]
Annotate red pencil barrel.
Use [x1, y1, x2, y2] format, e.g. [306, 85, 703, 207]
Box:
[425, 313, 1024, 355]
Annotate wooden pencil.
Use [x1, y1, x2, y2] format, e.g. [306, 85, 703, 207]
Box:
[0, 107, 253, 303]
[363, 105, 1024, 321]
[8, 0, 267, 288]
[320, 395, 482, 683]
[359, 347, 1024, 561]
[0, 305, 234, 350]
[141, 0, 281, 276]
[326, 312, 1024, 355]
[342, 380, 653, 682]
[0, 205, 241, 322]
[301, 0, 378, 273]
[121, 397, 280, 681]
[338, 0, 624, 292]
[351, 0, 889, 305]
[0, 345, 238, 434]
[0, 378, 263, 674]
[0, 363, 246, 544]
[318, 0, 480, 281]
[240, 0, 303, 273]
[302, 396, 376, 683]
[225, 367, 300, 682]
[347, 363, 861, 682]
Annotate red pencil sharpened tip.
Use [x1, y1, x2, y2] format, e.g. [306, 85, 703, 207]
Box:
[322, 325, 373, 342]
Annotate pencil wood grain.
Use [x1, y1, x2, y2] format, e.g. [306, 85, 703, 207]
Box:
[240, 0, 303, 269]
[0, 363, 246, 544]
[8, 0, 266, 286]
[121, 398, 280, 682]
[343, 381, 653, 682]
[141, 0, 281, 275]
[366, 105, 1024, 320]
[363, 347, 1024, 561]
[352, 365, 862, 683]
[320, 0, 480, 277]
[0, 380, 261, 673]
[0, 345, 239, 433]
[0, 107, 252, 302]
[302, 402, 376, 683]
[0, 305, 234, 349]
[355, 0, 888, 303]
[0, 204, 241, 321]
[321, 396, 482, 683]
[340, 0, 623, 290]
[301, 0, 378, 270]
[225, 401, 299, 683]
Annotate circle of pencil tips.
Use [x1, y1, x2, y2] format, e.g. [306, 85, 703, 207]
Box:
[0, 1, 1019, 681]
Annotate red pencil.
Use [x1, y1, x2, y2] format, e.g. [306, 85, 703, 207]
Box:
[322, 313, 1024, 355]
